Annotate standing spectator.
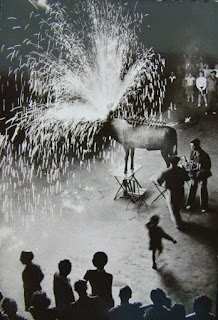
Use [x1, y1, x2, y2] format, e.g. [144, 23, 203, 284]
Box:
[143, 289, 171, 320]
[206, 71, 217, 115]
[84, 252, 114, 311]
[186, 138, 212, 213]
[213, 65, 218, 79]
[29, 291, 57, 320]
[196, 71, 207, 108]
[146, 215, 177, 270]
[184, 73, 195, 103]
[108, 286, 143, 320]
[186, 295, 215, 319]
[157, 156, 190, 229]
[53, 259, 75, 320]
[2, 298, 28, 320]
[20, 251, 44, 312]
[202, 64, 211, 78]
[168, 72, 177, 110]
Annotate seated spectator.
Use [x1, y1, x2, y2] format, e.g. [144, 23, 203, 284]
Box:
[20, 251, 44, 311]
[170, 303, 186, 320]
[184, 73, 195, 103]
[2, 298, 28, 320]
[70, 279, 107, 320]
[108, 285, 143, 320]
[0, 293, 9, 320]
[143, 288, 171, 320]
[29, 291, 57, 320]
[84, 252, 114, 310]
[186, 295, 215, 319]
[53, 259, 75, 320]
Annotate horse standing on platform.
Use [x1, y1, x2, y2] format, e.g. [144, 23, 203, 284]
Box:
[109, 118, 178, 173]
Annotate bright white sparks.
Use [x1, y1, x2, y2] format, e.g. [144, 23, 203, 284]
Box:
[2, 0, 166, 183]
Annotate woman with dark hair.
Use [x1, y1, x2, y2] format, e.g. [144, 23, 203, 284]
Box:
[84, 252, 114, 310]
[20, 251, 44, 311]
[2, 298, 28, 320]
[29, 291, 57, 320]
[186, 295, 215, 319]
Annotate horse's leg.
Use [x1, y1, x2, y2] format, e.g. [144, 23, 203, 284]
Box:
[130, 148, 135, 170]
[161, 149, 170, 168]
[124, 147, 129, 173]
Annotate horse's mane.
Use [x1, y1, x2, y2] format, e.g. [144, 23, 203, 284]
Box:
[123, 116, 168, 128]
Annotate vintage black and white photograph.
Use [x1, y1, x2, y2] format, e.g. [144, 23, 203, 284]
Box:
[0, 0, 217, 319]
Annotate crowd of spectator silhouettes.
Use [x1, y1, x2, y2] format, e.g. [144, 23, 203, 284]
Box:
[0, 250, 216, 320]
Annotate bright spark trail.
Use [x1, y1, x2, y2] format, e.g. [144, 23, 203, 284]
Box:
[0, 0, 166, 223]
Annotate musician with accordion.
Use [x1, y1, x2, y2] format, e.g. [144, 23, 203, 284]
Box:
[186, 138, 212, 213]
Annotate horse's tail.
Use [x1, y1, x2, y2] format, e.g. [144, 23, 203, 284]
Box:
[173, 131, 178, 155]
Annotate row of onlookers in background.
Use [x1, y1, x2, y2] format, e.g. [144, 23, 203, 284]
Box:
[166, 60, 218, 115]
[183, 69, 217, 114]
[0, 250, 216, 320]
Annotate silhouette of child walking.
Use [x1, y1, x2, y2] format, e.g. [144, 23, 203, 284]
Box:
[146, 215, 177, 269]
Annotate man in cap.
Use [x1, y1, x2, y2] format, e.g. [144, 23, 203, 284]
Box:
[157, 156, 190, 229]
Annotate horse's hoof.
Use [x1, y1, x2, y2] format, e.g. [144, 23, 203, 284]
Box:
[124, 170, 127, 174]
[131, 167, 134, 170]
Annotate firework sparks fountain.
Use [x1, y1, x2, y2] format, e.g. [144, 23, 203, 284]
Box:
[0, 0, 166, 224]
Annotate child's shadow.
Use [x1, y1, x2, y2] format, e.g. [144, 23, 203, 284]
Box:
[156, 267, 188, 298]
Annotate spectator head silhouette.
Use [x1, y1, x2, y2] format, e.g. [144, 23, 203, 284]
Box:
[150, 288, 171, 308]
[171, 303, 186, 319]
[31, 291, 51, 310]
[58, 259, 72, 277]
[74, 280, 88, 297]
[119, 286, 132, 303]
[193, 295, 212, 316]
[2, 298, 18, 317]
[92, 252, 108, 270]
[20, 251, 34, 265]
[169, 155, 180, 166]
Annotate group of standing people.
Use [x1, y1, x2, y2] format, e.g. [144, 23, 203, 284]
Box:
[184, 69, 217, 115]
[156, 138, 212, 231]
[0, 250, 216, 320]
[17, 251, 114, 320]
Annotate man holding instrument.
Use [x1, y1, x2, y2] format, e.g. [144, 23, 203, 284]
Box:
[186, 138, 212, 213]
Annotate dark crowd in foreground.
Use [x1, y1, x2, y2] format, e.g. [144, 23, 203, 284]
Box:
[0, 251, 216, 320]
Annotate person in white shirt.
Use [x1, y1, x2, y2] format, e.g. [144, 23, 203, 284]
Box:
[196, 71, 207, 108]
[184, 73, 195, 103]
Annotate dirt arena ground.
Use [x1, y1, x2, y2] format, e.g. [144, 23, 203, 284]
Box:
[0, 102, 217, 316]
